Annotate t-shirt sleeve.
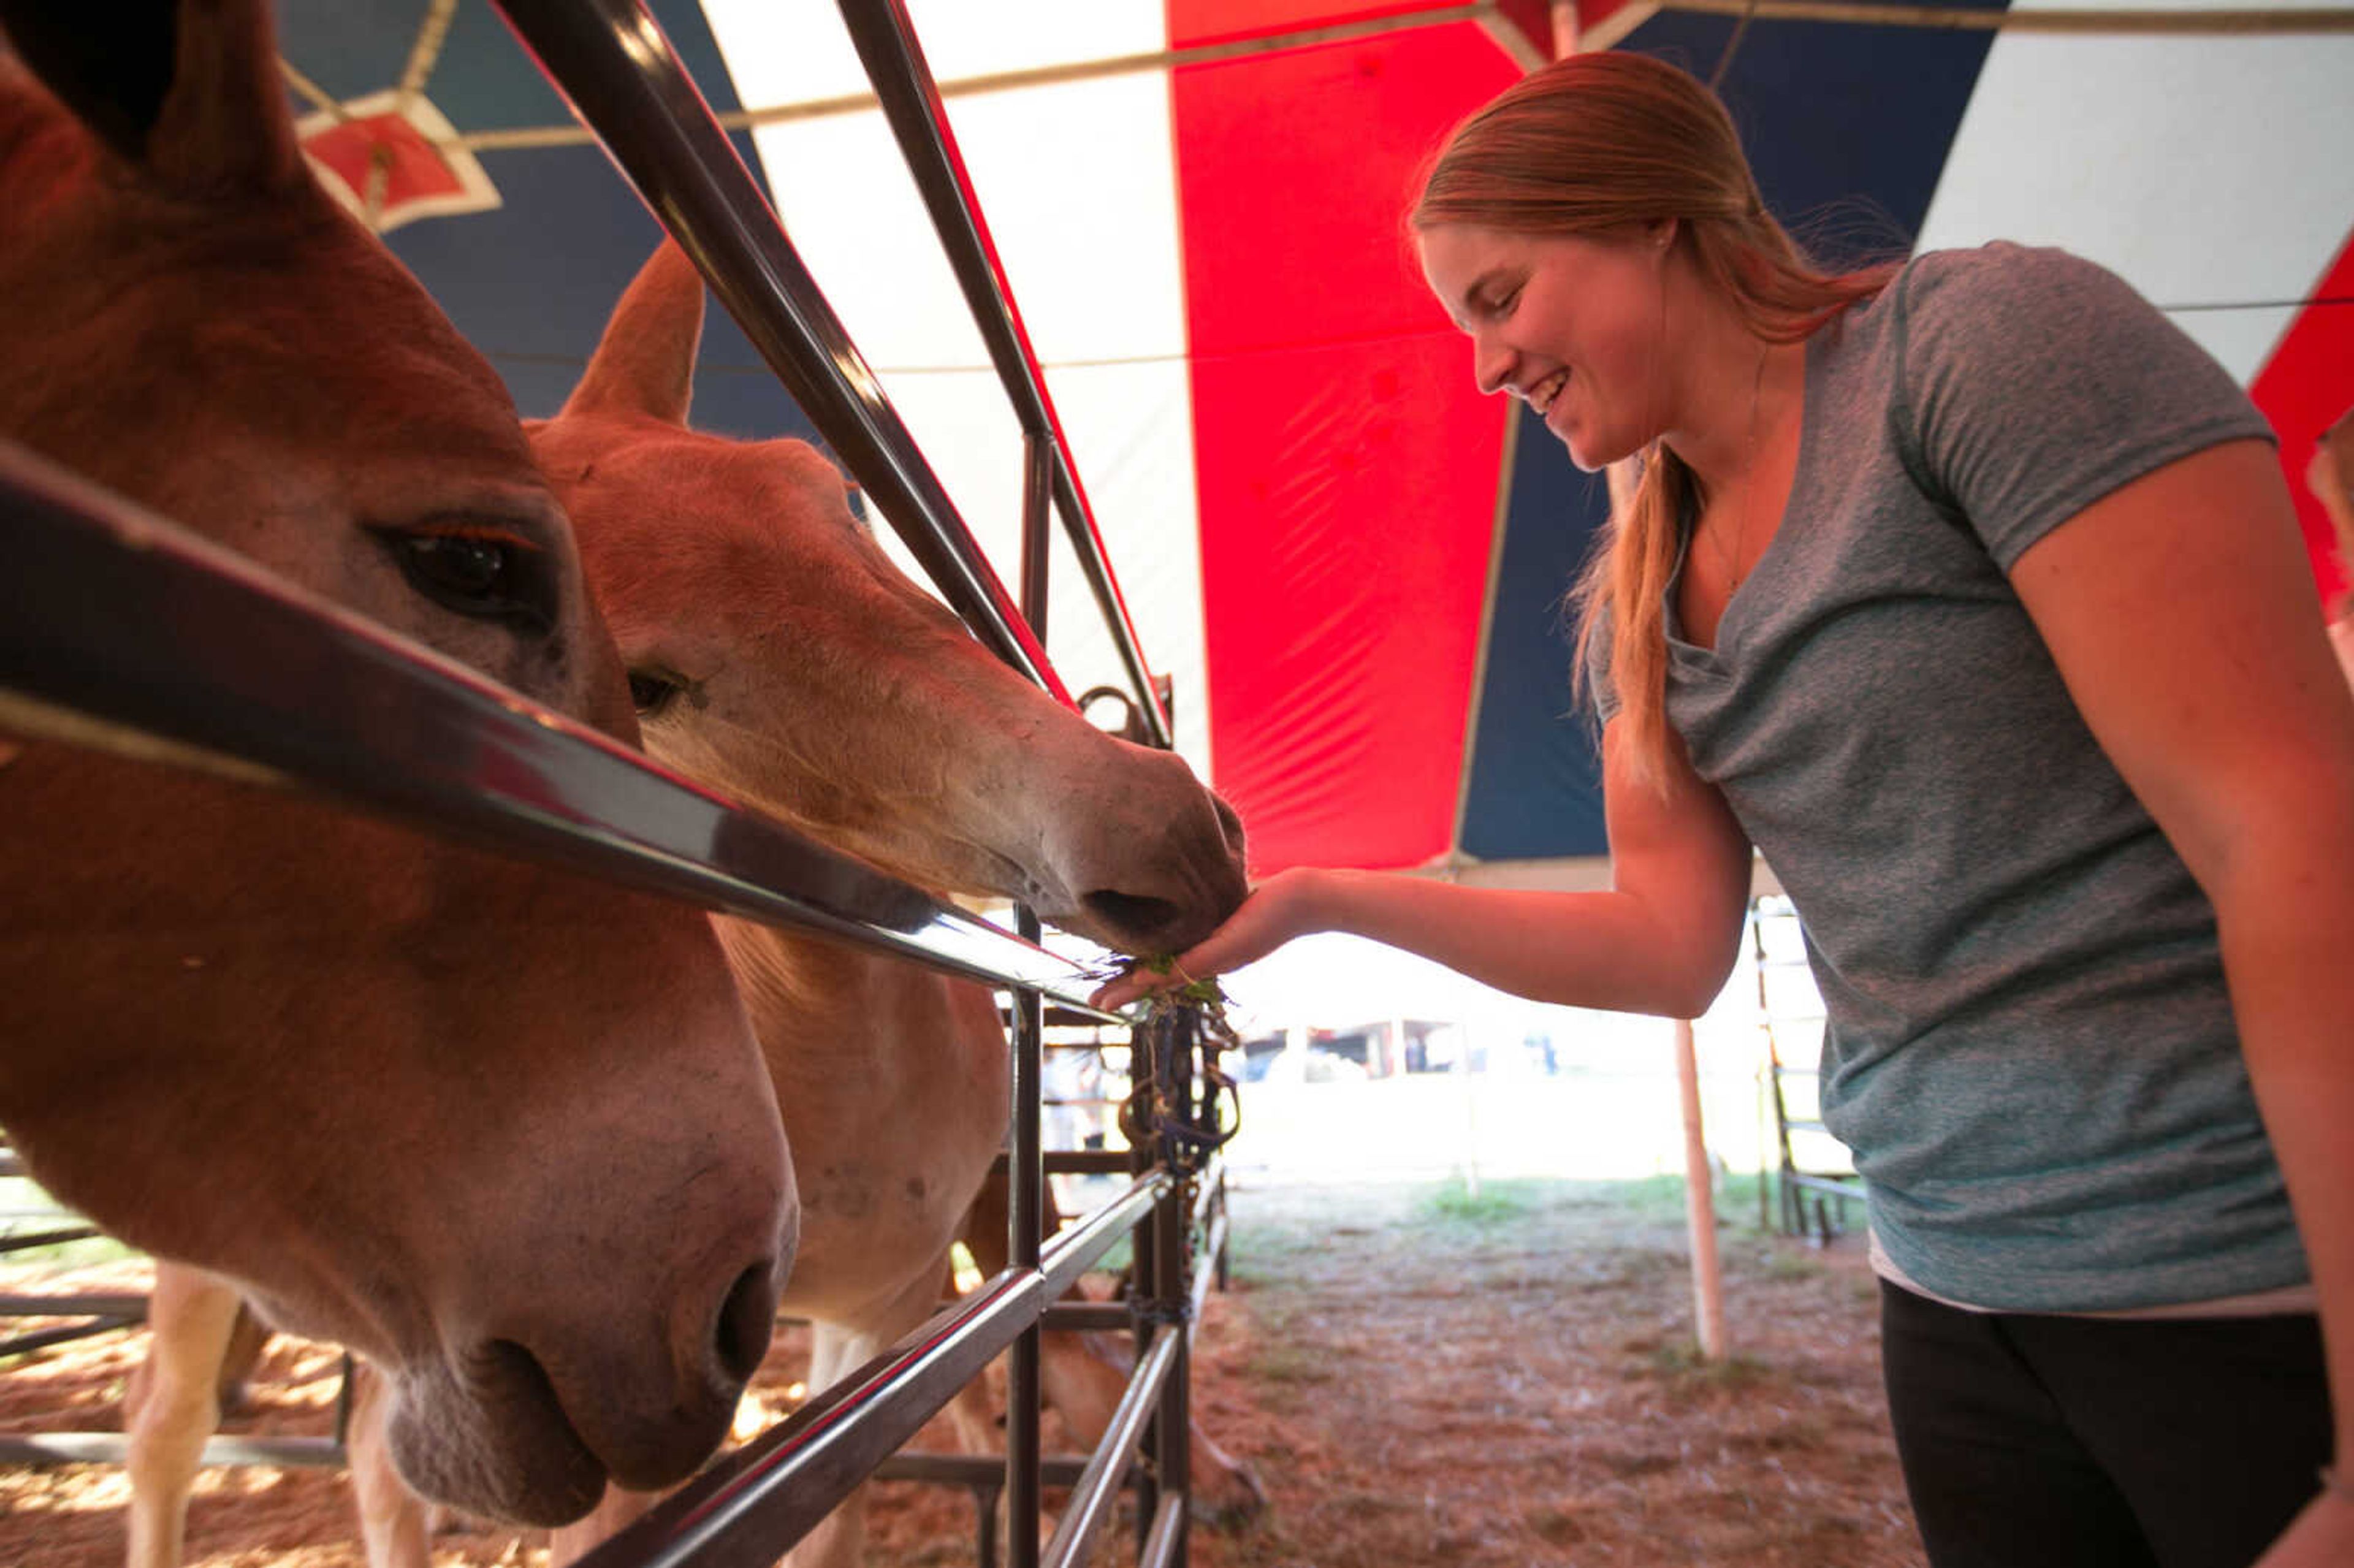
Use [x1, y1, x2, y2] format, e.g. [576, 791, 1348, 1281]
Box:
[1894, 243, 2274, 570]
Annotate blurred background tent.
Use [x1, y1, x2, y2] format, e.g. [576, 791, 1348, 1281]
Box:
[280, 0, 2354, 885]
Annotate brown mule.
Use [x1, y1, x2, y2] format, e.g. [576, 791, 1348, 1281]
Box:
[536, 246, 1255, 1568]
[0, 0, 793, 1537]
[132, 238, 1254, 1568]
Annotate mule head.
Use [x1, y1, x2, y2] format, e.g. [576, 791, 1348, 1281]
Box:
[0, 1, 794, 1525]
[535, 243, 1250, 956]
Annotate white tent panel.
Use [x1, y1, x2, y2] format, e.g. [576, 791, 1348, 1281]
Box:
[751, 108, 995, 369]
[700, 0, 1169, 100]
[699, 0, 867, 103]
[1917, 0, 2354, 381]
[735, 74, 1195, 372]
[925, 72, 1192, 368]
[833, 356, 1211, 777]
[1040, 356, 1211, 777]
[874, 0, 1168, 78]
[704, 1, 1209, 771]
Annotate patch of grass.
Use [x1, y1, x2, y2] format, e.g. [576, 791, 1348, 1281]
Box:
[1474, 1268, 1552, 1293]
[1603, 1171, 1771, 1233]
[1760, 1246, 1826, 1282]
[1727, 1418, 1829, 1455]
[1218, 1206, 1333, 1290]
[1190, 1508, 1308, 1568]
[1571, 1249, 1685, 1292]
[1528, 1503, 1594, 1546]
[1422, 1177, 1541, 1227]
[1221, 1258, 1302, 1293]
[1247, 1301, 1305, 1342]
[0, 1179, 131, 1271]
[0, 1233, 134, 1271]
[1639, 1342, 1773, 1390]
[1249, 1343, 1337, 1387]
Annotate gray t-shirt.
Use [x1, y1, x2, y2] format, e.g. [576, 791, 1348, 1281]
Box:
[1596, 242, 2295, 1312]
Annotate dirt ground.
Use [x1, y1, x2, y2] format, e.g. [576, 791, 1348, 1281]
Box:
[0, 1175, 1922, 1567]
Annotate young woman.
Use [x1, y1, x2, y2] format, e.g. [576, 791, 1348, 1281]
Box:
[1095, 51, 2354, 1568]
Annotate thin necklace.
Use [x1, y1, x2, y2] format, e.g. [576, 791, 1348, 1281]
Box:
[1712, 346, 1770, 598]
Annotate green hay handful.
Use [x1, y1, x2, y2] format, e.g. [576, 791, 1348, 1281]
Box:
[1091, 952, 1238, 1049]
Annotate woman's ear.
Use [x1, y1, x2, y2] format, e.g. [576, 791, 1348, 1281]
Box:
[1649, 216, 1680, 254]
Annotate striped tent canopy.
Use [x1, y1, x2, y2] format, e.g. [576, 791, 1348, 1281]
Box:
[280, 0, 2354, 885]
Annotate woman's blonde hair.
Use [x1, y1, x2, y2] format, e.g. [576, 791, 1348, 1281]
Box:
[1412, 51, 1899, 790]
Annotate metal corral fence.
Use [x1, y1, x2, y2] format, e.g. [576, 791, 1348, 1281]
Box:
[0, 2, 1225, 1564]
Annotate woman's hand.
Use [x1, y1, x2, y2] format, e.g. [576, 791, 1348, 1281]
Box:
[1089, 867, 1327, 1011]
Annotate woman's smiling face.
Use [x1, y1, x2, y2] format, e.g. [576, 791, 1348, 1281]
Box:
[1418, 221, 1671, 473]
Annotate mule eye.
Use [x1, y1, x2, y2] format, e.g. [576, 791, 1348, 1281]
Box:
[628, 671, 684, 717]
[383, 531, 555, 636]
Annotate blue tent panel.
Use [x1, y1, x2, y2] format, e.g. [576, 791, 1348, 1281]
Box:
[1642, 6, 2005, 254]
[1458, 405, 1612, 863]
[1455, 9, 2002, 865]
[280, 0, 823, 443]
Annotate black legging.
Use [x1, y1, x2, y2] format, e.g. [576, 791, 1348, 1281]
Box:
[1880, 1281, 2330, 1568]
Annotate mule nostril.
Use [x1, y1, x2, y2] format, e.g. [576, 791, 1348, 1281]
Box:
[1083, 890, 1183, 945]
[714, 1263, 774, 1386]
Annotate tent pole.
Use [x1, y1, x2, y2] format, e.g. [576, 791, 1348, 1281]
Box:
[1455, 1024, 1482, 1201]
[1552, 1, 1580, 53]
[1675, 1018, 1729, 1359]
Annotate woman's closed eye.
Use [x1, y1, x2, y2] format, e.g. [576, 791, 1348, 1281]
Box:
[1474, 284, 1521, 321]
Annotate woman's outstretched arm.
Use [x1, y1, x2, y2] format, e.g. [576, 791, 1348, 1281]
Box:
[1091, 718, 1754, 1018]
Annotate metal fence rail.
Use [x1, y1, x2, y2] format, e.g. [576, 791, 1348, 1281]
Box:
[0, 441, 1105, 1013]
[495, 0, 1066, 702]
[569, 1165, 1179, 1568]
[832, 0, 1174, 748]
[480, 4, 1215, 1562]
[4, 2, 1219, 1564]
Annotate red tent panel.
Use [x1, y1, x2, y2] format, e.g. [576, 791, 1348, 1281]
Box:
[2250, 226, 2354, 607]
[1172, 1, 1471, 49]
[1175, 21, 1519, 872]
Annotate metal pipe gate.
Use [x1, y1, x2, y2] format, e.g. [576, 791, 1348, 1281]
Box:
[0, 3, 1221, 1563]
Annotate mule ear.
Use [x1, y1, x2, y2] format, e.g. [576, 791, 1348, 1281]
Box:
[1, 0, 302, 193]
[562, 241, 707, 426]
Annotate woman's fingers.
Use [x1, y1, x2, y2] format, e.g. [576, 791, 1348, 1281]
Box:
[1088, 873, 1314, 1011]
[1088, 971, 1153, 1011]
[1089, 943, 1211, 1011]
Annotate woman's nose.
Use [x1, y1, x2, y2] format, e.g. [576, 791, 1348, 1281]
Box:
[1473, 334, 1515, 397]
